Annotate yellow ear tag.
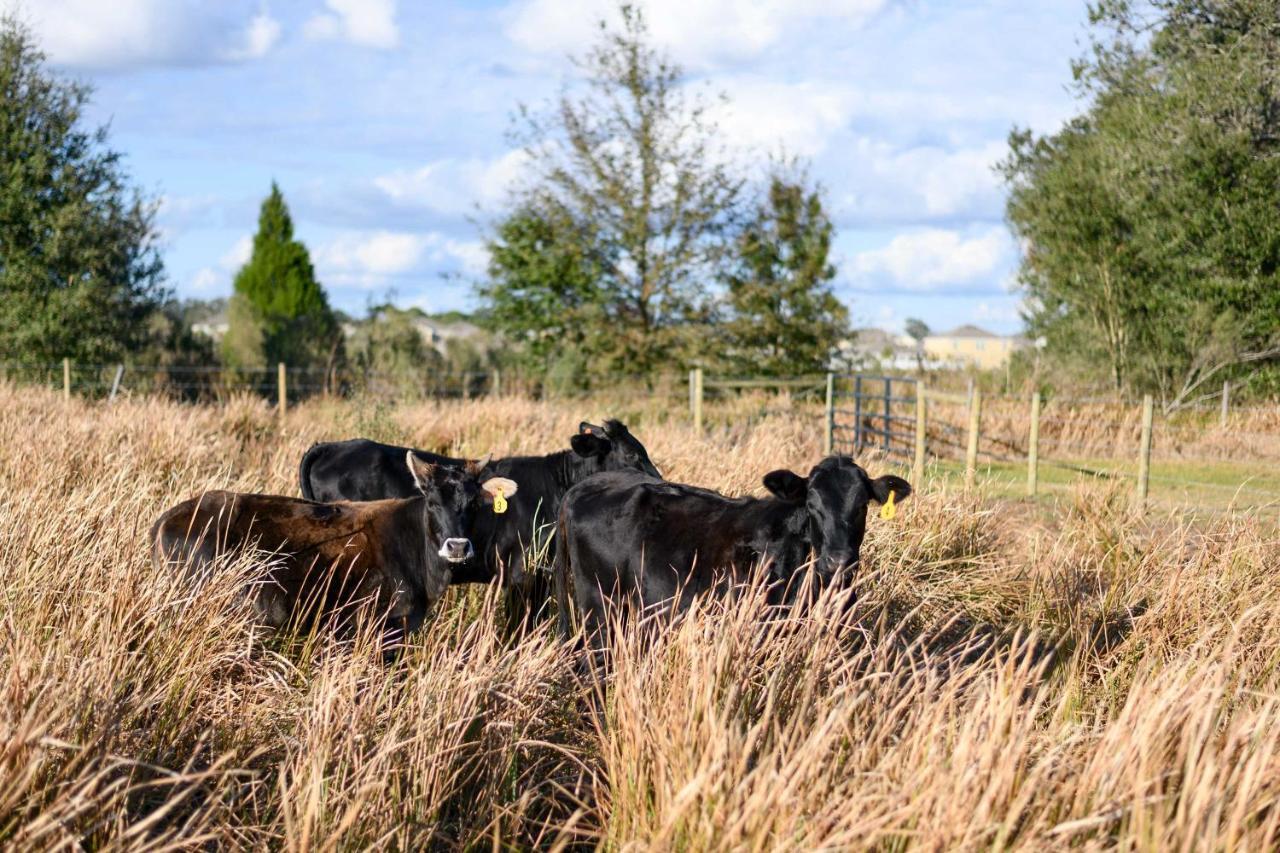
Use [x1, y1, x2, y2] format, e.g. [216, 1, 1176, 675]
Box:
[492, 488, 508, 514]
[879, 490, 897, 521]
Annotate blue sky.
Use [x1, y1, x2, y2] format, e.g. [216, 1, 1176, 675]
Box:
[7, 0, 1090, 335]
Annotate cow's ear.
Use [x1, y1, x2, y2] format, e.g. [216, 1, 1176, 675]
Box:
[465, 453, 492, 476]
[479, 476, 518, 504]
[406, 452, 437, 494]
[579, 421, 605, 437]
[870, 474, 912, 504]
[763, 469, 807, 502]
[571, 433, 610, 458]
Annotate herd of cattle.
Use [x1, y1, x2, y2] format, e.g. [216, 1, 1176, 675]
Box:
[151, 419, 911, 648]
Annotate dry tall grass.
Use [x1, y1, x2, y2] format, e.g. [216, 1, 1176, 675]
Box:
[2, 382, 1279, 850]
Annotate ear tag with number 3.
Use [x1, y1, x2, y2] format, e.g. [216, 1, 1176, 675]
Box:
[492, 487, 508, 514]
[879, 489, 897, 521]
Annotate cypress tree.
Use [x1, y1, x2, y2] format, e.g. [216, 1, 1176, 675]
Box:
[223, 183, 341, 369]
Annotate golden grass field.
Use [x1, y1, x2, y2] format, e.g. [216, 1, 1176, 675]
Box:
[3, 382, 1280, 850]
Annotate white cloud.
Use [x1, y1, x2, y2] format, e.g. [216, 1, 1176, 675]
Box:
[441, 239, 489, 277]
[189, 267, 221, 294]
[505, 0, 887, 68]
[219, 235, 253, 271]
[974, 300, 1021, 324]
[225, 12, 282, 61]
[373, 149, 530, 217]
[851, 227, 1011, 291]
[179, 234, 252, 298]
[315, 231, 485, 289]
[319, 231, 427, 276]
[712, 79, 854, 158]
[305, 0, 399, 49]
[1, 0, 281, 68]
[876, 141, 1007, 219]
[833, 138, 1007, 225]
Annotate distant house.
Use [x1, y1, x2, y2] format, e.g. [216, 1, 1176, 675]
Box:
[922, 324, 1027, 369]
[197, 305, 485, 358]
[410, 318, 482, 354]
[191, 320, 229, 341]
[836, 328, 919, 370]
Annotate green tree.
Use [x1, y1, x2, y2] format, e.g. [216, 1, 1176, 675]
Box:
[0, 17, 165, 363]
[904, 319, 929, 346]
[1002, 0, 1280, 406]
[478, 205, 604, 373]
[720, 173, 847, 376]
[904, 318, 930, 371]
[346, 304, 442, 396]
[487, 4, 742, 378]
[223, 183, 342, 370]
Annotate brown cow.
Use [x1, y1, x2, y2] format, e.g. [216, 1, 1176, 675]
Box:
[151, 453, 518, 645]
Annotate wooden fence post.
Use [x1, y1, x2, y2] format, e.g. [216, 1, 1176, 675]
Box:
[1220, 380, 1229, 428]
[109, 365, 124, 402]
[913, 383, 926, 485]
[688, 370, 695, 420]
[63, 358, 71, 401]
[965, 388, 982, 491]
[689, 367, 703, 432]
[492, 368, 502, 398]
[1027, 391, 1041, 497]
[277, 362, 287, 418]
[881, 378, 891, 454]
[823, 372, 835, 455]
[853, 375, 863, 453]
[1136, 394, 1153, 511]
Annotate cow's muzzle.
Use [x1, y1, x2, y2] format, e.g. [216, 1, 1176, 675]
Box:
[438, 537, 475, 563]
[819, 552, 857, 580]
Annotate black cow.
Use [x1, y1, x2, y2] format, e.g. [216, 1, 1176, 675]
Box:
[553, 456, 910, 643]
[152, 455, 517, 647]
[297, 419, 661, 633]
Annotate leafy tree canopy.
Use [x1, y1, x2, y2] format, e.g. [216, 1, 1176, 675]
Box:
[0, 16, 166, 363]
[1002, 0, 1280, 406]
[720, 171, 847, 376]
[904, 319, 930, 343]
[484, 5, 742, 379]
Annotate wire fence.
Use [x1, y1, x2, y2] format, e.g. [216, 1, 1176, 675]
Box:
[7, 360, 1279, 512]
[679, 370, 1280, 512]
[0, 361, 499, 403]
[904, 387, 1280, 512]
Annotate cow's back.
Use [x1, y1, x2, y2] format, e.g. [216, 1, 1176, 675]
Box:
[151, 491, 415, 631]
[151, 490, 247, 575]
[558, 472, 673, 625]
[300, 438, 458, 502]
[558, 472, 771, 633]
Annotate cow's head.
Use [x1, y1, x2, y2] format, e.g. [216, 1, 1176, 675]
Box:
[570, 419, 662, 478]
[405, 453, 518, 566]
[763, 456, 910, 580]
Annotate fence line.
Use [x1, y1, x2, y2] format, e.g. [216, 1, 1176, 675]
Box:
[9, 361, 1279, 511]
[814, 373, 1280, 511]
[0, 360, 501, 404]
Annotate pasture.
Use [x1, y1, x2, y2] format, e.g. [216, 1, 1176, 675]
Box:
[3, 382, 1280, 850]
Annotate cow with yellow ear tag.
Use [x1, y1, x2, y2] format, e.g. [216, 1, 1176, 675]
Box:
[295, 417, 663, 638]
[553, 456, 912, 644]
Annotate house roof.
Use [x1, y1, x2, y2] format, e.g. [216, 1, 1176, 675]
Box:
[850, 327, 896, 346]
[938, 324, 998, 339]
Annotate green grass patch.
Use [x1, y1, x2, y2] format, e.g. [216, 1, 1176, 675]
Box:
[924, 456, 1280, 515]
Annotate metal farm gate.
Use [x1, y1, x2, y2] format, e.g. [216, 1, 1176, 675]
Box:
[826, 374, 921, 459]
